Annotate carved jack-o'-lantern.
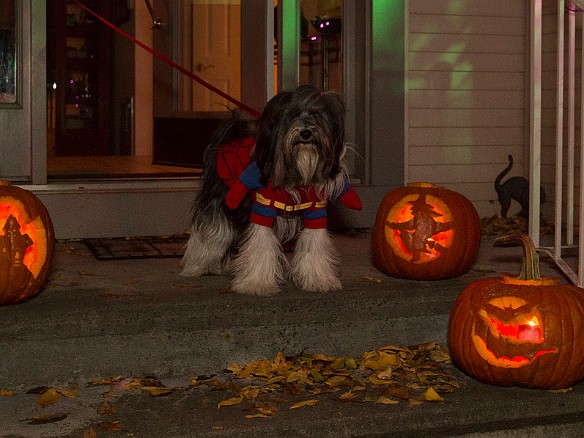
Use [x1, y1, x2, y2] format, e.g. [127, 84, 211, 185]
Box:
[371, 182, 480, 280]
[0, 181, 55, 305]
[448, 234, 584, 389]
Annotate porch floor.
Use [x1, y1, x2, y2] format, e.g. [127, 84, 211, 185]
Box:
[1, 231, 583, 437]
[47, 155, 203, 180]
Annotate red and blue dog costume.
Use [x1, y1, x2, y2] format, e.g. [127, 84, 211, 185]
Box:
[216, 137, 362, 229]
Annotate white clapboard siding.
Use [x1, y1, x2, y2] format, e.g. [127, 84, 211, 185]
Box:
[408, 0, 529, 218]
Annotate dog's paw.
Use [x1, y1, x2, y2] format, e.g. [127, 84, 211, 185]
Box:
[232, 280, 280, 296]
[293, 274, 342, 293]
[179, 265, 206, 277]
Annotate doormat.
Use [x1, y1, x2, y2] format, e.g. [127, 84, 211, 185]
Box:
[83, 235, 188, 260]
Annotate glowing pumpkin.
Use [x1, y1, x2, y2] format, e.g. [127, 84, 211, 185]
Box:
[0, 181, 55, 305]
[371, 182, 480, 280]
[448, 234, 584, 389]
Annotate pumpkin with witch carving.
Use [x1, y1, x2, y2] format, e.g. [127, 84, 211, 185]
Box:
[372, 182, 481, 280]
[448, 234, 584, 389]
[0, 181, 54, 305]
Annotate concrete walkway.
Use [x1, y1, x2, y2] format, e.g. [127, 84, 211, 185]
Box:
[1, 231, 583, 437]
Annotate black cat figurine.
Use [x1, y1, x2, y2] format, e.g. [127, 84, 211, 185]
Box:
[495, 155, 545, 218]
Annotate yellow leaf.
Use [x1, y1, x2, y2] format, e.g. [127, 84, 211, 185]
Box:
[36, 388, 60, 407]
[245, 413, 270, 419]
[417, 341, 437, 351]
[309, 370, 326, 383]
[290, 399, 318, 409]
[361, 351, 400, 371]
[286, 370, 310, 384]
[57, 386, 79, 398]
[98, 401, 117, 416]
[331, 358, 347, 370]
[429, 349, 451, 363]
[386, 386, 410, 400]
[376, 396, 399, 405]
[226, 363, 244, 374]
[83, 427, 97, 438]
[368, 375, 393, 385]
[271, 352, 289, 372]
[312, 353, 337, 362]
[142, 386, 174, 397]
[339, 390, 358, 400]
[98, 421, 122, 431]
[550, 387, 572, 393]
[0, 389, 16, 397]
[114, 377, 138, 391]
[78, 270, 97, 276]
[377, 368, 393, 380]
[241, 386, 261, 400]
[424, 387, 444, 402]
[267, 376, 286, 384]
[325, 375, 347, 387]
[26, 412, 68, 424]
[87, 378, 115, 387]
[217, 395, 244, 408]
[255, 403, 278, 416]
[344, 357, 358, 369]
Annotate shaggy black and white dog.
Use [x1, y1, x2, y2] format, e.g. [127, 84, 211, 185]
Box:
[180, 85, 361, 295]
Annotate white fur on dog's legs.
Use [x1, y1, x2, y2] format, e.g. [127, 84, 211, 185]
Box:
[232, 223, 286, 295]
[290, 228, 342, 292]
[180, 219, 235, 277]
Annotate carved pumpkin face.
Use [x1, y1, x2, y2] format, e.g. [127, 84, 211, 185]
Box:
[471, 295, 558, 369]
[449, 235, 584, 389]
[0, 181, 55, 305]
[372, 183, 480, 280]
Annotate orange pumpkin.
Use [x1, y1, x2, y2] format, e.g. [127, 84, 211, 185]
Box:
[0, 181, 55, 305]
[448, 234, 584, 389]
[371, 182, 480, 280]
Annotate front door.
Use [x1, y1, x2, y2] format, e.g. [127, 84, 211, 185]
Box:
[189, 1, 241, 112]
[152, 0, 244, 168]
[0, 1, 45, 183]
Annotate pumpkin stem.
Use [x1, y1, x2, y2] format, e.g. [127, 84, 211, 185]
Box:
[494, 234, 541, 281]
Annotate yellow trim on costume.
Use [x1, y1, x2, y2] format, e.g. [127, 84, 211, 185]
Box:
[274, 201, 294, 211]
[294, 202, 313, 211]
[255, 193, 271, 206]
[257, 192, 327, 212]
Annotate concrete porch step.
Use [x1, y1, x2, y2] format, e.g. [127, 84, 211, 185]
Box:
[1, 232, 583, 437]
[1, 232, 473, 389]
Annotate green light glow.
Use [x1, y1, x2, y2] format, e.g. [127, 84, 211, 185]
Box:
[280, 0, 300, 88]
[372, 0, 402, 50]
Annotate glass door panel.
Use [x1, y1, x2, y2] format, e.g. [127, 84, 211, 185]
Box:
[299, 0, 342, 92]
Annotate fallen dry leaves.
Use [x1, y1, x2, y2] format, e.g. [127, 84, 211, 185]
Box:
[202, 341, 458, 418]
[10, 342, 457, 429]
[481, 215, 554, 236]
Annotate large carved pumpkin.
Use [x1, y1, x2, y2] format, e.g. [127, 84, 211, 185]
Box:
[371, 182, 480, 280]
[0, 181, 55, 305]
[448, 234, 584, 389]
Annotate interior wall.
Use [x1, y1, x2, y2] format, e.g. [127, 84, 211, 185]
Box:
[134, 0, 153, 157]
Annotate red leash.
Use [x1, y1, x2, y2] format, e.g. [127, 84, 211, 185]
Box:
[72, 0, 262, 119]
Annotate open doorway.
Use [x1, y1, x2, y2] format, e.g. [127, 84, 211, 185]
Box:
[45, 0, 201, 180]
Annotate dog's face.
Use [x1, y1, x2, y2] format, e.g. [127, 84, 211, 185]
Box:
[254, 85, 345, 188]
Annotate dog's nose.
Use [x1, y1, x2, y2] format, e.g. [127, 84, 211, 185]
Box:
[299, 129, 312, 140]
